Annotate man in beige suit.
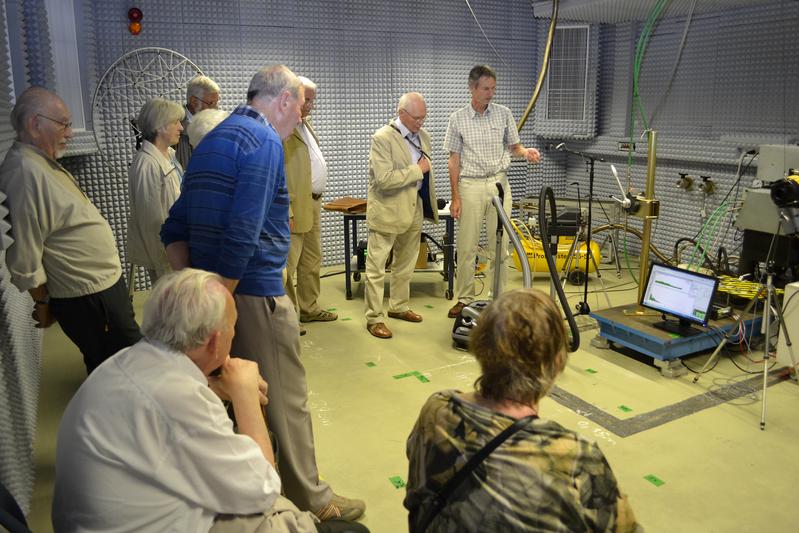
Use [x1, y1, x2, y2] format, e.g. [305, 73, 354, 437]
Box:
[283, 77, 337, 333]
[364, 92, 437, 339]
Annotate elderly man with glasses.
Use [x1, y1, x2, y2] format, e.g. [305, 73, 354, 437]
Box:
[175, 75, 221, 169]
[0, 86, 142, 373]
[364, 92, 438, 339]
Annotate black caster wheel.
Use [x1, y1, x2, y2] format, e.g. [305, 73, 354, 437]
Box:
[353, 272, 361, 282]
[568, 270, 587, 285]
[445, 289, 453, 300]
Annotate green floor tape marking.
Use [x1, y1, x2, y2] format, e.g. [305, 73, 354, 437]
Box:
[393, 371, 415, 379]
[415, 373, 430, 383]
[341, 317, 352, 321]
[366, 362, 376, 367]
[586, 368, 598, 374]
[425, 304, 434, 309]
[327, 308, 337, 311]
[618, 405, 633, 413]
[644, 474, 664, 487]
[389, 476, 406, 489]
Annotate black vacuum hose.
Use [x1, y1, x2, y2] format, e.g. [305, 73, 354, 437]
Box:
[538, 186, 580, 352]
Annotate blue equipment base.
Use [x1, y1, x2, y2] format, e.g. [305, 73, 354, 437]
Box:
[590, 305, 762, 361]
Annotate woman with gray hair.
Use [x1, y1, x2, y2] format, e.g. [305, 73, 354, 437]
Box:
[127, 97, 185, 282]
[404, 289, 640, 533]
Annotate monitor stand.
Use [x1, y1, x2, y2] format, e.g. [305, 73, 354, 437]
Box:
[652, 317, 703, 337]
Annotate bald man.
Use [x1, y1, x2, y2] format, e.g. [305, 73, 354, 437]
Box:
[364, 92, 438, 339]
[0, 87, 141, 373]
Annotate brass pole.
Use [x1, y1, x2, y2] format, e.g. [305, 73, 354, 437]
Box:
[517, 0, 559, 132]
[638, 130, 657, 301]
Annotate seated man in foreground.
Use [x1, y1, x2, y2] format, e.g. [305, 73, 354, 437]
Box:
[52, 268, 366, 533]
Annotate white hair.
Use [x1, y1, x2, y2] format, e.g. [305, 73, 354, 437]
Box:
[297, 76, 317, 91]
[397, 92, 424, 115]
[187, 108, 229, 148]
[247, 64, 301, 102]
[136, 98, 185, 142]
[186, 75, 220, 102]
[141, 268, 228, 353]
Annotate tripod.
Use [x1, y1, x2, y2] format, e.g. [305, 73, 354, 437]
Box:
[692, 264, 798, 430]
[558, 194, 612, 311]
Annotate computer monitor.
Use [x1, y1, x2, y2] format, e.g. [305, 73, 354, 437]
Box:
[640, 263, 719, 337]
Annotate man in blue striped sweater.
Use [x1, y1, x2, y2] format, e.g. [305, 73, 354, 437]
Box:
[161, 64, 365, 523]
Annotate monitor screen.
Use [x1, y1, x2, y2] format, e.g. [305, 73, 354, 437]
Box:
[640, 263, 719, 327]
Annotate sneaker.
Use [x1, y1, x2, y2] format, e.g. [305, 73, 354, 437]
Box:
[300, 309, 338, 323]
[315, 493, 366, 522]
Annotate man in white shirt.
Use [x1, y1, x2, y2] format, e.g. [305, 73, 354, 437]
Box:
[52, 268, 367, 533]
[283, 76, 337, 330]
[444, 65, 541, 318]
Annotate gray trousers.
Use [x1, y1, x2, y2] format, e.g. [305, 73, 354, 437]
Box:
[232, 294, 332, 512]
[210, 495, 318, 533]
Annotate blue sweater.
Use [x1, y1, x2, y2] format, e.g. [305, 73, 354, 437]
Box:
[161, 106, 290, 297]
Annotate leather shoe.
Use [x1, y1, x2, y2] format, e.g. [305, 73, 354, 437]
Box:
[448, 302, 466, 318]
[367, 322, 392, 339]
[387, 309, 423, 322]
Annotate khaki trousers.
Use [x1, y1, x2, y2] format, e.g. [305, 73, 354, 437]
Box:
[285, 198, 323, 318]
[364, 202, 422, 324]
[454, 173, 511, 304]
[232, 294, 331, 512]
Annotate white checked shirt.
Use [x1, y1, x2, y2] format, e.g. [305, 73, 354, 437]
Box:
[443, 102, 520, 178]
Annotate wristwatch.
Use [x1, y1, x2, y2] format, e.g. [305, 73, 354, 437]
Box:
[34, 296, 50, 305]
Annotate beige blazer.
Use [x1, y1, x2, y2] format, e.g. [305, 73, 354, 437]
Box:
[283, 119, 318, 234]
[367, 122, 437, 234]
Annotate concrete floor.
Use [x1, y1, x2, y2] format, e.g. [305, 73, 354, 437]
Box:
[28, 261, 799, 532]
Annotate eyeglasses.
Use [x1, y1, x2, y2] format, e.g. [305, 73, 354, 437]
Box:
[193, 95, 219, 108]
[401, 108, 426, 124]
[37, 114, 72, 131]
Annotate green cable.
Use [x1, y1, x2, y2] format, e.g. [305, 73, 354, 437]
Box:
[622, 0, 671, 284]
[688, 202, 727, 270]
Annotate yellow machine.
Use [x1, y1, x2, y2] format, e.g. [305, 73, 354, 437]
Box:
[510, 220, 601, 276]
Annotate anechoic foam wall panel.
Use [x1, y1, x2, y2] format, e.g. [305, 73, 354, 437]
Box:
[72, 0, 546, 276]
[559, 2, 797, 272]
[0, 256, 42, 515]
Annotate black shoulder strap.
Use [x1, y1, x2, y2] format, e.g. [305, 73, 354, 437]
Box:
[417, 414, 536, 532]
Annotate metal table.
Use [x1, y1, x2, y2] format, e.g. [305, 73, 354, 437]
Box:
[341, 211, 455, 300]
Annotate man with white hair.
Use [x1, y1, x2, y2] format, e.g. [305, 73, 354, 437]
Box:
[162, 65, 365, 522]
[0, 86, 141, 373]
[175, 75, 220, 169]
[187, 108, 229, 149]
[284, 76, 336, 334]
[52, 268, 367, 532]
[364, 92, 437, 339]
